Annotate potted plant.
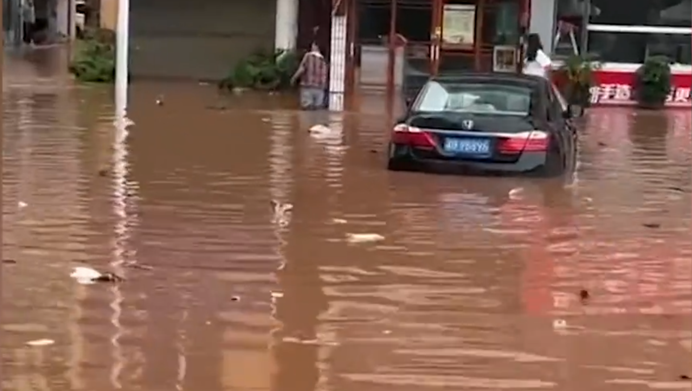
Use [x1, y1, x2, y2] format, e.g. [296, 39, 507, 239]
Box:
[634, 55, 672, 109]
[558, 54, 599, 113]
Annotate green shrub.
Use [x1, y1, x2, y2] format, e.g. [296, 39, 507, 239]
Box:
[634, 56, 672, 109]
[69, 28, 116, 83]
[219, 49, 300, 91]
[558, 54, 600, 106]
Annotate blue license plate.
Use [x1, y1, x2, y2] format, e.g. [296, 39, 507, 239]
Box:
[444, 138, 490, 155]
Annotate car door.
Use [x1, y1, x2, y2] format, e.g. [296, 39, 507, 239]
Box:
[548, 84, 576, 168]
[544, 83, 568, 162]
[551, 84, 577, 136]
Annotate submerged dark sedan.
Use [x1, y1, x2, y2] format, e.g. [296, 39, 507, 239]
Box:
[387, 73, 578, 177]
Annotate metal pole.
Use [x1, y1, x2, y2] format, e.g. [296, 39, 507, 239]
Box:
[115, 0, 130, 121]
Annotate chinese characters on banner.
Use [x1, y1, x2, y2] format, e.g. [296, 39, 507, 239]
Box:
[589, 70, 692, 108]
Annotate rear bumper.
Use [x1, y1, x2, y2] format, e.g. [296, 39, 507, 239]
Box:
[388, 144, 550, 175]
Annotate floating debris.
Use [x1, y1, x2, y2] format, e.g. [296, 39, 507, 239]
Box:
[271, 200, 293, 215]
[70, 267, 123, 285]
[26, 339, 54, 347]
[124, 262, 154, 271]
[331, 218, 347, 224]
[3, 259, 17, 264]
[553, 319, 567, 330]
[643, 223, 661, 229]
[231, 296, 241, 302]
[346, 233, 385, 244]
[668, 186, 685, 193]
[308, 124, 331, 135]
[271, 291, 284, 298]
[680, 375, 690, 380]
[508, 188, 523, 200]
[93, 272, 125, 283]
[155, 95, 164, 106]
[597, 141, 607, 147]
[579, 289, 590, 303]
[18, 201, 28, 209]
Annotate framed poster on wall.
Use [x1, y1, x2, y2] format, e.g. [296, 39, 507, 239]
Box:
[493, 45, 518, 72]
[442, 4, 476, 47]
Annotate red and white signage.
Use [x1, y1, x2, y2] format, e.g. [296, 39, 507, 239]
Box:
[589, 70, 692, 108]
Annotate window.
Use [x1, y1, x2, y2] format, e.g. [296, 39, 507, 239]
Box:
[481, 1, 521, 46]
[414, 81, 532, 115]
[588, 0, 691, 28]
[588, 30, 691, 64]
[583, 0, 692, 64]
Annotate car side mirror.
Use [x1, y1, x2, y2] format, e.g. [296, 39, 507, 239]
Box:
[564, 104, 584, 118]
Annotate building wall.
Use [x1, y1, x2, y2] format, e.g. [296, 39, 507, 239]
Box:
[529, 0, 556, 54]
[119, 0, 276, 80]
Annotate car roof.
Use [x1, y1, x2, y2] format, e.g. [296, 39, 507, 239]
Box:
[431, 72, 546, 88]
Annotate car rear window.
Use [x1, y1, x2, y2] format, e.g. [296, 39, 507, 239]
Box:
[414, 81, 532, 116]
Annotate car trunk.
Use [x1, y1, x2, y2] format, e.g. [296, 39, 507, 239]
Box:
[407, 113, 538, 163]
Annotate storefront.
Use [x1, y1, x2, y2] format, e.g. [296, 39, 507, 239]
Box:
[324, 0, 690, 110]
[347, 0, 530, 100]
[550, 0, 691, 108]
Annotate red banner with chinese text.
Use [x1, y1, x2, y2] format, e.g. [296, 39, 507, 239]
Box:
[589, 70, 691, 108]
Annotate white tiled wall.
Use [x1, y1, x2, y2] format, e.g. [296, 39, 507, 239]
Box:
[328, 15, 347, 111]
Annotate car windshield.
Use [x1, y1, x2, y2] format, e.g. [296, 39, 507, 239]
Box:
[414, 81, 532, 116]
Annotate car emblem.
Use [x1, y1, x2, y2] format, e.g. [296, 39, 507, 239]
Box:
[462, 120, 474, 129]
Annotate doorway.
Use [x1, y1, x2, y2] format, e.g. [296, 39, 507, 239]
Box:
[430, 0, 527, 75]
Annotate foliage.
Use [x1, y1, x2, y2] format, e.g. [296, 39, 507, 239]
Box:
[634, 56, 672, 109]
[558, 54, 600, 105]
[69, 28, 116, 83]
[219, 49, 300, 91]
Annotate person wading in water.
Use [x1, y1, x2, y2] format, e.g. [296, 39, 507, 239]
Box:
[291, 42, 328, 110]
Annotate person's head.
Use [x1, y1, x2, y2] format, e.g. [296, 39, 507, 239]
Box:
[526, 33, 543, 61]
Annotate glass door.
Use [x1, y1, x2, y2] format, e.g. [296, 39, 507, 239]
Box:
[430, 0, 526, 75]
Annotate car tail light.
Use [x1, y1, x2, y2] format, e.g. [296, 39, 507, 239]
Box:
[498, 131, 549, 154]
[391, 124, 435, 149]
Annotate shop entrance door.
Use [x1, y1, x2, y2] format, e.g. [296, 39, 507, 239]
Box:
[429, 0, 526, 76]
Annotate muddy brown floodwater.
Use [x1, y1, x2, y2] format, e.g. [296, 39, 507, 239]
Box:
[2, 50, 691, 391]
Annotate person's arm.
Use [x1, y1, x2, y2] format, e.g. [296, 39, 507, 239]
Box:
[537, 50, 552, 70]
[291, 55, 308, 85]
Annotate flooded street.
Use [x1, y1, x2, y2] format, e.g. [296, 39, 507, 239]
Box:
[2, 52, 691, 391]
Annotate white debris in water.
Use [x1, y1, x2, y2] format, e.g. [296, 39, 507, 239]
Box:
[308, 124, 331, 134]
[346, 233, 385, 244]
[331, 218, 347, 224]
[26, 339, 54, 347]
[70, 267, 102, 285]
[508, 187, 523, 199]
[553, 319, 567, 330]
[271, 291, 284, 298]
[18, 201, 27, 209]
